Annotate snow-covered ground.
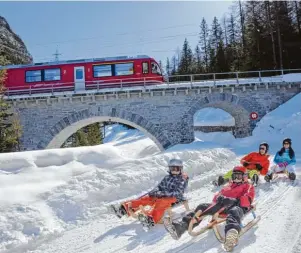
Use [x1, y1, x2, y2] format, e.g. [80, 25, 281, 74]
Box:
[0, 93, 300, 252]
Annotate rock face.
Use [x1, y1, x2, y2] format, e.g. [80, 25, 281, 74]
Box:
[0, 16, 33, 65]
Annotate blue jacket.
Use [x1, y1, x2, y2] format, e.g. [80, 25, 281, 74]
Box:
[149, 174, 188, 201]
[274, 149, 296, 165]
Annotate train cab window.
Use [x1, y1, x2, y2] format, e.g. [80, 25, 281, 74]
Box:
[26, 70, 42, 82]
[142, 62, 149, 74]
[44, 68, 61, 81]
[115, 63, 134, 76]
[151, 62, 162, 75]
[93, 65, 112, 77]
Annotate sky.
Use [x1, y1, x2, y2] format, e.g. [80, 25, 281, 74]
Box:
[0, 1, 234, 66]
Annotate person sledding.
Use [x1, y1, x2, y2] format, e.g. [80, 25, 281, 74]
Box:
[214, 142, 270, 186]
[110, 158, 189, 230]
[264, 138, 297, 182]
[164, 166, 255, 252]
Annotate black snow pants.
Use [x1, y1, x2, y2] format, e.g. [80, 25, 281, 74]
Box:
[180, 202, 246, 234]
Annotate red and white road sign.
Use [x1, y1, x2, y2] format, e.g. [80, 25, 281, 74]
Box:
[250, 112, 258, 120]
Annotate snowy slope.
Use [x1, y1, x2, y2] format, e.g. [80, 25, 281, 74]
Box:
[0, 93, 300, 252]
[194, 108, 234, 126]
[194, 93, 301, 156]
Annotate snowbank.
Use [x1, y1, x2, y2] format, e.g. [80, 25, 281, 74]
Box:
[0, 140, 235, 251]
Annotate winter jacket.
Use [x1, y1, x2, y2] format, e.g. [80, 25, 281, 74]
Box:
[240, 152, 270, 175]
[212, 181, 255, 209]
[149, 174, 188, 201]
[274, 149, 296, 166]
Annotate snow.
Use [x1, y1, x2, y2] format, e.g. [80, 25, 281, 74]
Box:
[0, 88, 300, 252]
[194, 108, 234, 126]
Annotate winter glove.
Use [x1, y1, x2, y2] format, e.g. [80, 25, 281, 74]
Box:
[255, 163, 263, 170]
[217, 195, 238, 206]
[278, 162, 288, 168]
[243, 162, 250, 167]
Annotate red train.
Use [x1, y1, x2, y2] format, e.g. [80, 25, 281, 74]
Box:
[1, 55, 164, 95]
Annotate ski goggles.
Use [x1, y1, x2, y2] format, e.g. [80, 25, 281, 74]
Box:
[232, 172, 244, 180]
[169, 166, 181, 172]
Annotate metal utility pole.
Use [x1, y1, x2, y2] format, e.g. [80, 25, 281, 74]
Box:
[53, 48, 61, 62]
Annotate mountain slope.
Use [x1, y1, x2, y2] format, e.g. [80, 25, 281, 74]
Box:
[0, 16, 32, 64]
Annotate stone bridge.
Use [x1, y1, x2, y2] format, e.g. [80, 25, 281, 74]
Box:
[7, 82, 301, 151]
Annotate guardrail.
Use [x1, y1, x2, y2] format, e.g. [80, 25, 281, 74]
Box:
[4, 68, 301, 99]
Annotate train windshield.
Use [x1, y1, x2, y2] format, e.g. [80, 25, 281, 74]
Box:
[151, 62, 162, 75]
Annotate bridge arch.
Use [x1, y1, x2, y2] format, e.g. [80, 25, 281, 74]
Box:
[188, 93, 252, 137]
[37, 108, 169, 151]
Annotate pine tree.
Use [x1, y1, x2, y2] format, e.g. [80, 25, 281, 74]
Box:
[171, 56, 177, 75]
[86, 123, 102, 146]
[165, 57, 171, 75]
[199, 18, 210, 72]
[0, 56, 22, 152]
[76, 130, 89, 146]
[193, 45, 203, 74]
[178, 38, 193, 75]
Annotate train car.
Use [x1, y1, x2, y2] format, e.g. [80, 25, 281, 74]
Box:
[0, 55, 164, 95]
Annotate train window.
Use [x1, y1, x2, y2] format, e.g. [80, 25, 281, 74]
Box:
[76, 69, 83, 79]
[26, 70, 42, 82]
[151, 62, 162, 75]
[142, 62, 149, 74]
[115, 63, 134, 76]
[44, 68, 61, 81]
[93, 65, 112, 77]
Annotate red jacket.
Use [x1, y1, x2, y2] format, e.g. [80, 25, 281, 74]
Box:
[212, 182, 255, 208]
[240, 152, 270, 175]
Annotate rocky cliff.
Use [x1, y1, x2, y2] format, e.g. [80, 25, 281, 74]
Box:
[0, 16, 33, 65]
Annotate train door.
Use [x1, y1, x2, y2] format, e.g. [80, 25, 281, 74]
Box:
[74, 66, 85, 91]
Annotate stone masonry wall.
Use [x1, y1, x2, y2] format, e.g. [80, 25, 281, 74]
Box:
[8, 82, 301, 151]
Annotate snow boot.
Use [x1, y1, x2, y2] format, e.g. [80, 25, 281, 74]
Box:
[163, 218, 187, 240]
[264, 174, 272, 183]
[289, 172, 296, 181]
[223, 228, 239, 252]
[213, 176, 225, 186]
[109, 204, 127, 218]
[252, 174, 259, 186]
[138, 213, 154, 231]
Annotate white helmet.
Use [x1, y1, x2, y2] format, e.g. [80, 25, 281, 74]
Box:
[168, 158, 183, 167]
[168, 158, 183, 173]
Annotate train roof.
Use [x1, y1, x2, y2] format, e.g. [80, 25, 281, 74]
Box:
[0, 55, 152, 70]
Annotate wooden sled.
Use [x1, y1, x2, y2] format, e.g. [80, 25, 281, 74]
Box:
[272, 170, 289, 181]
[188, 204, 261, 243]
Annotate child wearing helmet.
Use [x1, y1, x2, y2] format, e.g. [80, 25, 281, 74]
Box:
[264, 138, 296, 182]
[214, 142, 270, 186]
[164, 166, 255, 251]
[110, 158, 189, 229]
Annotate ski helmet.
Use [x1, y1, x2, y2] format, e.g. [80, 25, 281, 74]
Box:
[259, 142, 269, 153]
[232, 166, 247, 181]
[232, 166, 247, 174]
[168, 158, 183, 173]
[283, 138, 292, 146]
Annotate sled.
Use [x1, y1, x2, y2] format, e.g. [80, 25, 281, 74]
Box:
[271, 170, 289, 181]
[187, 204, 261, 245]
[136, 199, 190, 223]
[108, 199, 190, 223]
